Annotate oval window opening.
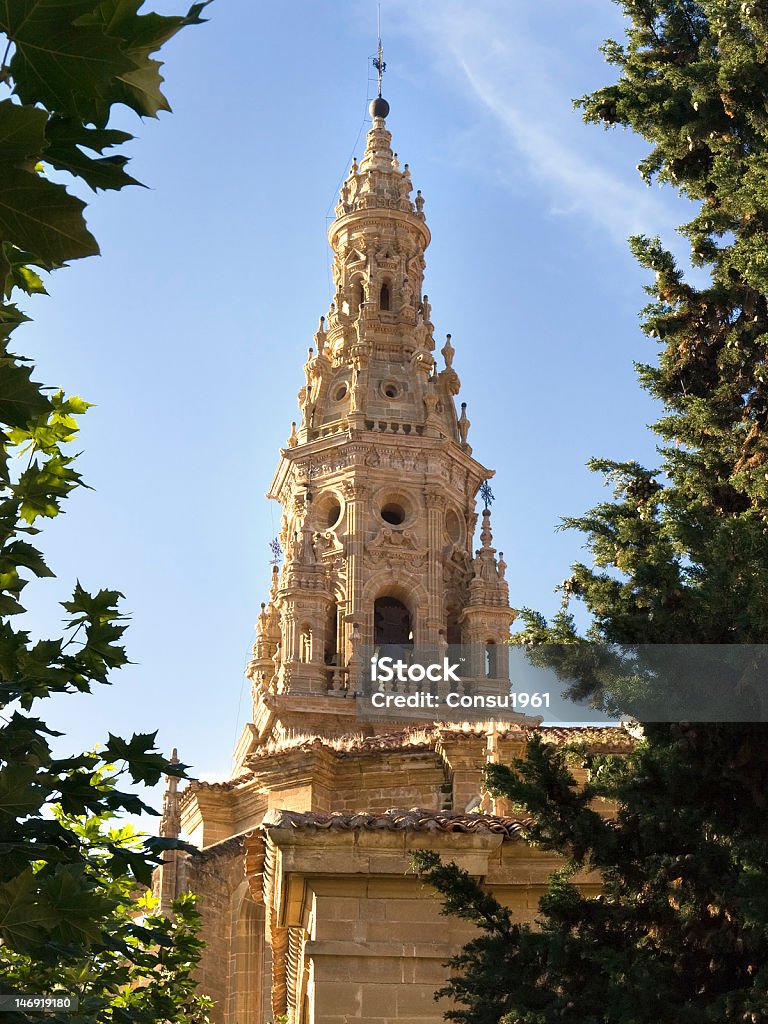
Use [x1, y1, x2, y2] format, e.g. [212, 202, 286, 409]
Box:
[327, 501, 342, 528]
[334, 383, 348, 402]
[381, 502, 405, 526]
[446, 509, 462, 542]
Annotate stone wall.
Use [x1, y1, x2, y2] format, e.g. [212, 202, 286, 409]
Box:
[330, 750, 449, 813]
[182, 838, 256, 1020]
[255, 810, 601, 1024]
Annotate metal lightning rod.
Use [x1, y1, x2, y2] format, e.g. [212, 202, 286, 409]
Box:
[373, 0, 386, 97]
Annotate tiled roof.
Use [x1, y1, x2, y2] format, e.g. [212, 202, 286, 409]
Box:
[263, 807, 531, 839]
[436, 723, 633, 748]
[536, 726, 635, 750]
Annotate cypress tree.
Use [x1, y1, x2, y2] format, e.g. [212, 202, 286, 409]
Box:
[415, 3, 768, 1021]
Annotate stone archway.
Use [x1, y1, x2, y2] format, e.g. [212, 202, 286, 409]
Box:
[374, 596, 412, 645]
[361, 570, 429, 646]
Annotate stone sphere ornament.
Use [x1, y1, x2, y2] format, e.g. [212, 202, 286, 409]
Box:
[369, 95, 390, 118]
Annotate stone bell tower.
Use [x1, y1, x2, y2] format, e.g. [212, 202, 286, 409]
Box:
[167, 79, 633, 1024]
[235, 95, 515, 765]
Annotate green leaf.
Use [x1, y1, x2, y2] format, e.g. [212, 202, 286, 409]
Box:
[0, 356, 51, 428]
[4, 539, 55, 578]
[2, 245, 52, 305]
[46, 149, 140, 192]
[0, 764, 42, 819]
[45, 118, 133, 154]
[44, 113, 141, 191]
[102, 731, 178, 785]
[0, 868, 59, 949]
[0, 98, 48, 164]
[41, 865, 113, 946]
[15, 453, 83, 524]
[79, 0, 211, 118]
[61, 583, 125, 622]
[0, 592, 25, 614]
[84, 0, 210, 51]
[1, 0, 136, 124]
[116, 55, 171, 117]
[56, 393, 90, 416]
[0, 102, 87, 288]
[0, 712, 57, 768]
[0, 164, 99, 264]
[0, 302, 31, 341]
[9, 263, 47, 294]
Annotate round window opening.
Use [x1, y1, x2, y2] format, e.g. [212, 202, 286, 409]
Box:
[334, 383, 348, 402]
[446, 509, 462, 542]
[381, 502, 406, 526]
[382, 382, 401, 400]
[326, 500, 342, 528]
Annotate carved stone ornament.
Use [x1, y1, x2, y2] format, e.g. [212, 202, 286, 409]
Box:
[367, 527, 427, 570]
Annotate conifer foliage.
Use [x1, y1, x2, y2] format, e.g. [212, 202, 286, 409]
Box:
[0, 1, 209, 1020]
[416, 3, 768, 1021]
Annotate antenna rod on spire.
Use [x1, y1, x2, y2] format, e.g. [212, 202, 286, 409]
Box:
[372, 0, 386, 98]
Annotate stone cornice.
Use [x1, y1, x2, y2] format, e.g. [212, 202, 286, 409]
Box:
[268, 433, 495, 505]
[328, 207, 431, 251]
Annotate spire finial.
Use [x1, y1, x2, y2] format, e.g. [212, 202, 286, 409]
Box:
[374, 1, 386, 98]
[480, 507, 494, 550]
[370, 3, 390, 119]
[159, 748, 181, 839]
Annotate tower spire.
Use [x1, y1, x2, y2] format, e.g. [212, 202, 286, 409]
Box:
[369, 2, 389, 121]
[236, 55, 515, 754]
[159, 747, 181, 839]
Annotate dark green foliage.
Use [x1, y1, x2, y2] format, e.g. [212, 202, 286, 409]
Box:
[415, 3, 768, 1021]
[0, 810, 212, 1024]
[0, 1, 210, 1018]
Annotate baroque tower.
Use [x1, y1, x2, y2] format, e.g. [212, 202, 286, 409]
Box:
[167, 88, 631, 1024]
[235, 94, 515, 765]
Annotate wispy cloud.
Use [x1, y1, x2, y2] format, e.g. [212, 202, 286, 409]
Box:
[387, 0, 688, 246]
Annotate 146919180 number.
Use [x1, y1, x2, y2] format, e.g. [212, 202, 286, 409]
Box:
[0, 996, 78, 1013]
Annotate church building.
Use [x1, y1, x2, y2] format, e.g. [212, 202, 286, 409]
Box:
[154, 85, 631, 1024]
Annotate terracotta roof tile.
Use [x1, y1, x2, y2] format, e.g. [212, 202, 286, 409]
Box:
[263, 807, 532, 840]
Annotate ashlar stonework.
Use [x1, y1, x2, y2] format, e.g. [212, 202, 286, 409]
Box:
[153, 99, 633, 1024]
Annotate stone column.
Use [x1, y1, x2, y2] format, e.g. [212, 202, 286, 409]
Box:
[342, 480, 368, 656]
[424, 487, 446, 644]
[436, 733, 488, 813]
[279, 608, 298, 692]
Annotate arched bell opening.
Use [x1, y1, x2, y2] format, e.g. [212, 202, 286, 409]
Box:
[363, 572, 428, 648]
[446, 605, 462, 646]
[484, 639, 501, 679]
[374, 596, 413, 659]
[379, 281, 391, 310]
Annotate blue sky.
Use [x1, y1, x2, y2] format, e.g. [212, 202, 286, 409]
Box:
[20, 0, 698, 798]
